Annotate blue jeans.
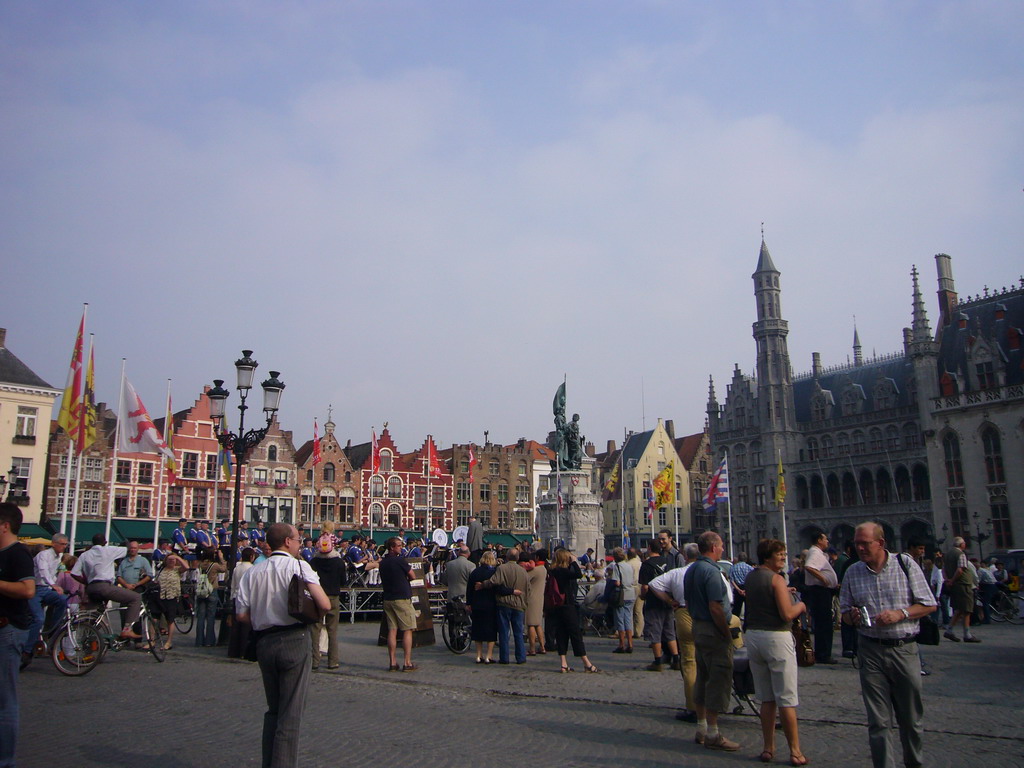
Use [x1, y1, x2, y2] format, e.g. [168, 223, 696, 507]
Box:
[496, 606, 526, 664]
[24, 586, 69, 653]
[1, 624, 28, 768]
[195, 595, 220, 646]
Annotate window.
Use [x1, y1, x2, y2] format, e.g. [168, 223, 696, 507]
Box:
[254, 467, 268, 484]
[339, 490, 355, 524]
[733, 444, 746, 469]
[369, 502, 384, 526]
[216, 490, 232, 517]
[497, 483, 509, 502]
[487, 459, 499, 475]
[319, 492, 334, 521]
[114, 489, 129, 516]
[137, 462, 154, 485]
[181, 452, 199, 478]
[515, 484, 530, 504]
[322, 463, 335, 482]
[388, 504, 401, 528]
[886, 426, 900, 451]
[852, 431, 865, 455]
[275, 469, 288, 486]
[301, 494, 315, 520]
[58, 455, 78, 480]
[380, 450, 393, 473]
[869, 428, 883, 453]
[306, 469, 313, 482]
[15, 406, 37, 437]
[432, 487, 444, 508]
[480, 482, 491, 502]
[79, 489, 101, 516]
[457, 508, 470, 527]
[456, 482, 472, 502]
[750, 442, 762, 467]
[982, 427, 1004, 484]
[658, 508, 667, 526]
[903, 424, 920, 450]
[736, 485, 749, 514]
[414, 487, 428, 507]
[192, 489, 208, 519]
[166, 487, 183, 516]
[976, 361, 996, 389]
[991, 502, 1013, 549]
[10, 458, 30, 493]
[518, 462, 527, 477]
[837, 433, 850, 456]
[807, 438, 818, 461]
[267, 445, 278, 461]
[206, 455, 219, 480]
[387, 476, 402, 498]
[277, 498, 293, 525]
[515, 509, 530, 530]
[754, 484, 766, 510]
[821, 435, 834, 458]
[950, 504, 969, 542]
[135, 491, 151, 518]
[943, 433, 964, 487]
[497, 508, 509, 528]
[459, 458, 469, 472]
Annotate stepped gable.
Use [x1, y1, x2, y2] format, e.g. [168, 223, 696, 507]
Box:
[402, 435, 446, 473]
[935, 281, 1024, 388]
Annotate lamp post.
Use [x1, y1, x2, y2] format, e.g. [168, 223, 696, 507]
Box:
[205, 350, 285, 576]
[972, 511, 991, 561]
[2, 464, 18, 502]
[935, 523, 948, 548]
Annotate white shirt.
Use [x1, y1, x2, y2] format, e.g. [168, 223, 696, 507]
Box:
[72, 545, 128, 583]
[805, 545, 838, 588]
[648, 563, 693, 607]
[235, 551, 320, 632]
[34, 547, 63, 588]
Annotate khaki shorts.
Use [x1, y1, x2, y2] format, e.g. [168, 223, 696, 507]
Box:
[384, 599, 417, 632]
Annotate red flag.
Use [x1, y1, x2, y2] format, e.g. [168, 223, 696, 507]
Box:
[429, 441, 444, 478]
[312, 420, 322, 466]
[468, 444, 477, 483]
[371, 429, 380, 474]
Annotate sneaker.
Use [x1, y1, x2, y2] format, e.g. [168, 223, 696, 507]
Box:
[669, 656, 681, 671]
[920, 669, 931, 676]
[943, 631, 961, 642]
[963, 635, 981, 643]
[646, 662, 664, 672]
[704, 733, 740, 751]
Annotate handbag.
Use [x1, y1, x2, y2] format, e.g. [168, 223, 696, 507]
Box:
[792, 616, 815, 667]
[895, 553, 940, 645]
[288, 573, 325, 624]
[604, 565, 625, 608]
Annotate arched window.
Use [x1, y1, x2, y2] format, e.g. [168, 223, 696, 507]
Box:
[387, 503, 402, 528]
[380, 450, 393, 473]
[869, 428, 883, 453]
[826, 474, 840, 506]
[982, 427, 1004, 483]
[876, 469, 892, 504]
[859, 470, 875, 504]
[807, 438, 819, 461]
[323, 462, 335, 482]
[370, 475, 384, 497]
[837, 433, 850, 456]
[943, 433, 964, 487]
[370, 502, 384, 526]
[886, 425, 900, 451]
[387, 476, 402, 498]
[810, 476, 825, 508]
[733, 444, 746, 469]
[841, 473, 858, 506]
[267, 445, 278, 461]
[903, 423, 921, 450]
[795, 476, 809, 510]
[852, 431, 865, 455]
[821, 435, 834, 459]
[750, 441, 762, 466]
[912, 464, 930, 501]
[894, 466, 911, 502]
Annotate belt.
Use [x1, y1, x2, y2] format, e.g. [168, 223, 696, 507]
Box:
[255, 622, 305, 640]
[88, 580, 113, 586]
[860, 634, 917, 647]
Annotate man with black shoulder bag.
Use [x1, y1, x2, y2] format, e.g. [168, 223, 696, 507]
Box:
[236, 523, 330, 768]
[839, 522, 937, 768]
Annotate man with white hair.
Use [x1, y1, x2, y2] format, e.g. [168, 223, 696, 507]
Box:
[840, 522, 937, 768]
[941, 536, 978, 643]
[22, 533, 70, 668]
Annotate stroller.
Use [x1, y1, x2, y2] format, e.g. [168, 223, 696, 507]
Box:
[730, 646, 759, 715]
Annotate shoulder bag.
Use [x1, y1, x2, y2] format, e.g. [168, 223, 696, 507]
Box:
[791, 615, 815, 667]
[896, 554, 940, 646]
[288, 568, 326, 624]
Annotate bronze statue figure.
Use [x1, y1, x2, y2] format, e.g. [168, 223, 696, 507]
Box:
[548, 382, 585, 471]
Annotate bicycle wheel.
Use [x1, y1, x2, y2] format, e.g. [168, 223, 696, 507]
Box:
[990, 594, 1008, 622]
[145, 614, 166, 662]
[51, 621, 103, 676]
[174, 598, 194, 634]
[441, 615, 471, 654]
[1007, 594, 1024, 625]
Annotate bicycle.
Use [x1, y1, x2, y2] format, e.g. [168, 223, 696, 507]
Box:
[174, 582, 195, 635]
[51, 597, 165, 676]
[989, 589, 1023, 624]
[441, 596, 472, 654]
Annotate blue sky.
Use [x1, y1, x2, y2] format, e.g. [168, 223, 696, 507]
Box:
[2, 1, 1022, 452]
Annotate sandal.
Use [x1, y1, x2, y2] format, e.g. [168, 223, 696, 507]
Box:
[790, 753, 808, 766]
[402, 663, 418, 672]
[584, 663, 600, 673]
[560, 664, 574, 673]
[760, 750, 774, 762]
[388, 664, 400, 671]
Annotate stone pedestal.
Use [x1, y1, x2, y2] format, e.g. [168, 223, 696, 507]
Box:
[536, 470, 604, 556]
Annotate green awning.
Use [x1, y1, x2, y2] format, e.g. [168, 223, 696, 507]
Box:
[27, 519, 182, 547]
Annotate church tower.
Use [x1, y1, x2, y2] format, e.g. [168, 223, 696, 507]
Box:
[752, 238, 796, 432]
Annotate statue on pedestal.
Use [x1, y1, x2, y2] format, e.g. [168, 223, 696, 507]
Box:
[549, 382, 585, 471]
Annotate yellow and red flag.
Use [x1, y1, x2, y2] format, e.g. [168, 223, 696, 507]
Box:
[57, 310, 85, 450]
[164, 389, 177, 484]
[79, 338, 97, 454]
[653, 461, 675, 509]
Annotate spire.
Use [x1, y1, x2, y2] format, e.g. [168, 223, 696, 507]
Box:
[755, 236, 777, 273]
[853, 318, 863, 366]
[707, 374, 718, 406]
[911, 265, 932, 342]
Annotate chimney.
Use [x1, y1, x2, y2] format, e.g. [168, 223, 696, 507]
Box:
[935, 253, 958, 326]
[585, 441, 596, 458]
[903, 327, 912, 355]
[812, 352, 822, 379]
[665, 419, 676, 441]
[607, 439, 617, 453]
[0, 328, 6, 347]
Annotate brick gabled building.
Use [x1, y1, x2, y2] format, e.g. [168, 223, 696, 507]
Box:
[674, 428, 713, 532]
[345, 428, 453, 533]
[295, 418, 358, 530]
[242, 416, 299, 527]
[163, 392, 232, 522]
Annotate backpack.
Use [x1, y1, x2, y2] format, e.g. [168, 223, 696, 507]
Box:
[544, 572, 566, 609]
[195, 564, 214, 598]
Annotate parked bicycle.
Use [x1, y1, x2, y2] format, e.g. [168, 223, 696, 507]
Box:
[441, 597, 471, 654]
[174, 582, 195, 635]
[990, 589, 1023, 624]
[51, 597, 165, 676]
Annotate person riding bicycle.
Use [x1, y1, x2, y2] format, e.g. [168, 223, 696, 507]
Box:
[71, 534, 142, 640]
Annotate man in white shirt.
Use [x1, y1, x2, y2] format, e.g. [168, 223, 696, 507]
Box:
[71, 534, 141, 639]
[22, 534, 70, 666]
[803, 532, 839, 664]
[236, 523, 329, 768]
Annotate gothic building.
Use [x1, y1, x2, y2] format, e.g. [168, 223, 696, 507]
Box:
[707, 241, 1022, 555]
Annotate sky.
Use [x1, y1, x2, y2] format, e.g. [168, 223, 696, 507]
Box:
[2, 1, 1022, 454]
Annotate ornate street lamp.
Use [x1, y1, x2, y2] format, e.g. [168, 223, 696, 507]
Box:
[972, 511, 991, 561]
[205, 350, 285, 574]
[935, 523, 948, 547]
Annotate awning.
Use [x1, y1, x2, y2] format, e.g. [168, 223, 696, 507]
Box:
[27, 519, 183, 547]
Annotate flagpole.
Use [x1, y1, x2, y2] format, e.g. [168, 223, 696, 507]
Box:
[60, 443, 74, 537]
[69, 446, 84, 555]
[69, 332, 96, 553]
[619, 431, 627, 550]
[59, 303, 88, 538]
[778, 450, 789, 554]
[104, 359, 126, 543]
[426, 437, 432, 538]
[673, 461, 679, 544]
[725, 449, 733, 560]
[153, 378, 171, 552]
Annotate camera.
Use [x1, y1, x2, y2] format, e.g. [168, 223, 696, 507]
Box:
[858, 606, 873, 627]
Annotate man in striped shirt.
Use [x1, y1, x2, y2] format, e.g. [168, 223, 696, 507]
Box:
[839, 522, 937, 768]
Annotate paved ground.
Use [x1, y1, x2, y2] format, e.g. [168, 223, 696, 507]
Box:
[17, 618, 1024, 767]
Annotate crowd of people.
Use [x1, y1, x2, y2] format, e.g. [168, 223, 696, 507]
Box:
[2, 502, 1015, 768]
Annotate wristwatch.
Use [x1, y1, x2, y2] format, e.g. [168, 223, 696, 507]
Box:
[900, 608, 910, 620]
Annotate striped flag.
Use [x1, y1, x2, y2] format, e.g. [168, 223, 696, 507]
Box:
[57, 311, 85, 451]
[164, 389, 177, 484]
[622, 519, 630, 550]
[703, 455, 730, 511]
[312, 419, 322, 465]
[643, 482, 655, 522]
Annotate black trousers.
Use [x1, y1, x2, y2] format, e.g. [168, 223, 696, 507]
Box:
[547, 604, 587, 657]
[805, 585, 835, 662]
